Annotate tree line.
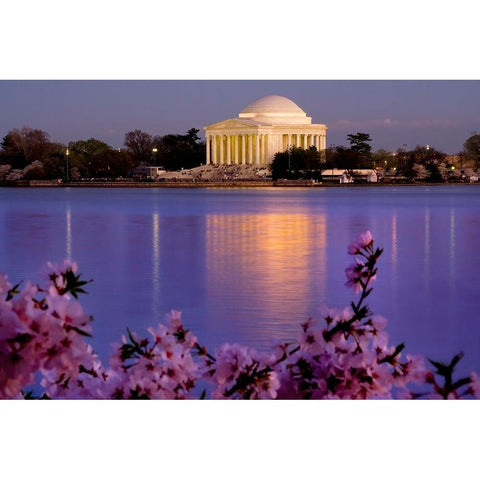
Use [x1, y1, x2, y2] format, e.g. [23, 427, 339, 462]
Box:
[271, 132, 376, 180]
[271, 132, 480, 182]
[2, 125, 480, 182]
[0, 126, 206, 181]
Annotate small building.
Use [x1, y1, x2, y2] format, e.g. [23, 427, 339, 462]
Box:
[146, 166, 166, 179]
[321, 169, 378, 183]
[131, 164, 166, 180]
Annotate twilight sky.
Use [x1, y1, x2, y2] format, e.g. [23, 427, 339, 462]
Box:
[1, 80, 479, 155]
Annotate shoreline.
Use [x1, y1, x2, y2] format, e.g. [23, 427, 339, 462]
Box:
[2, 180, 480, 189]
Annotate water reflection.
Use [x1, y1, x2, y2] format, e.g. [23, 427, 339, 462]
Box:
[390, 213, 398, 304]
[152, 212, 160, 318]
[424, 207, 430, 288]
[391, 213, 398, 272]
[66, 207, 72, 260]
[205, 212, 326, 344]
[450, 207, 456, 295]
[1, 186, 480, 376]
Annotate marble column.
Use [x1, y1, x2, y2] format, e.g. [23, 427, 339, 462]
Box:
[260, 134, 265, 165]
[255, 134, 260, 165]
[248, 135, 253, 164]
[242, 135, 246, 165]
[226, 135, 231, 165]
[234, 135, 238, 164]
[220, 136, 224, 165]
[206, 135, 211, 164]
[212, 135, 217, 164]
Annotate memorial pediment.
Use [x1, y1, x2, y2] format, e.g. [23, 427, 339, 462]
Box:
[206, 118, 260, 131]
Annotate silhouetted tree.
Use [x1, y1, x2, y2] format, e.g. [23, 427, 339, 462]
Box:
[463, 133, 480, 170]
[372, 149, 395, 171]
[124, 129, 153, 165]
[332, 146, 360, 171]
[270, 146, 321, 180]
[0, 134, 24, 168]
[0, 126, 51, 169]
[347, 132, 372, 155]
[347, 132, 373, 167]
[153, 128, 205, 170]
[98, 149, 135, 178]
[41, 143, 67, 179]
[396, 147, 415, 179]
[425, 161, 443, 182]
[68, 138, 134, 178]
[395, 145, 447, 181]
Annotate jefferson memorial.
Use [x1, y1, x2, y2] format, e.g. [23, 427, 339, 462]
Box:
[203, 95, 327, 166]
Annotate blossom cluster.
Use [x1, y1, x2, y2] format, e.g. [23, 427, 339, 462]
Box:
[0, 260, 99, 399]
[107, 310, 201, 399]
[0, 232, 478, 400]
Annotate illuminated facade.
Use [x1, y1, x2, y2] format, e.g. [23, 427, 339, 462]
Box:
[204, 95, 327, 166]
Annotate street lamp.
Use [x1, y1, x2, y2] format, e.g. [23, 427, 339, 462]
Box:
[152, 148, 158, 166]
[390, 152, 396, 171]
[65, 148, 69, 182]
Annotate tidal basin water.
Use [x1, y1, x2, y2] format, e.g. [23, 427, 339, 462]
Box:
[1, 186, 480, 377]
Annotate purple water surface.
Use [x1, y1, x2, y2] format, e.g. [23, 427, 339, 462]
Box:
[1, 185, 479, 377]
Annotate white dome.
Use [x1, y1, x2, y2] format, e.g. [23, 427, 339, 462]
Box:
[238, 95, 311, 125]
[240, 95, 306, 115]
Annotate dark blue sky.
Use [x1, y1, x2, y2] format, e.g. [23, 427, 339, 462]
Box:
[1, 80, 479, 154]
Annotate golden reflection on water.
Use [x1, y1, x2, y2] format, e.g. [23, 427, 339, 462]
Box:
[205, 211, 327, 341]
[424, 207, 430, 287]
[152, 212, 160, 317]
[391, 214, 397, 272]
[66, 207, 72, 261]
[450, 207, 456, 295]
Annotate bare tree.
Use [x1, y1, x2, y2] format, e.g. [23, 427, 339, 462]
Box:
[1, 126, 51, 169]
[463, 133, 480, 170]
[123, 129, 153, 165]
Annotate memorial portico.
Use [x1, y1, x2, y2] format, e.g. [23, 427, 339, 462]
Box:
[204, 95, 327, 166]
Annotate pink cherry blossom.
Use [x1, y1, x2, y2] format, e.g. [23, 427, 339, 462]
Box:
[348, 230, 374, 255]
[0, 273, 12, 296]
[470, 372, 480, 398]
[344, 260, 367, 294]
